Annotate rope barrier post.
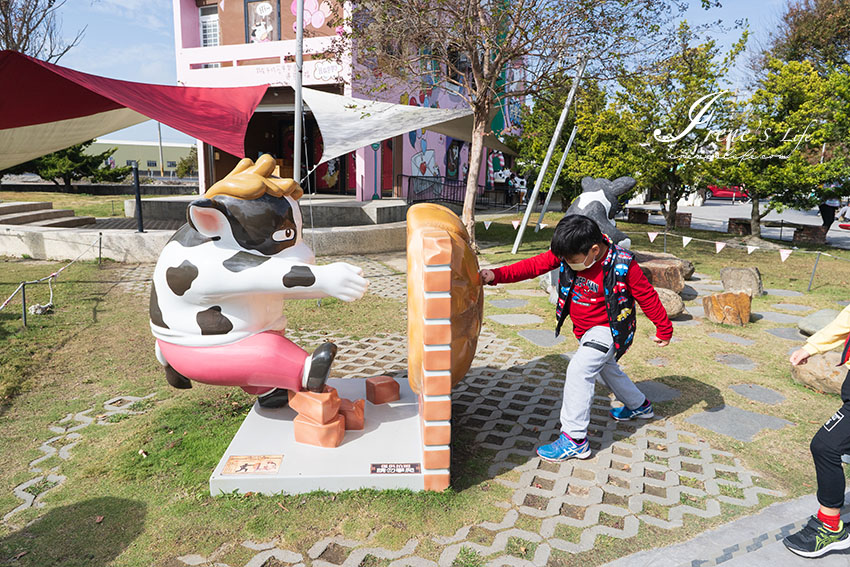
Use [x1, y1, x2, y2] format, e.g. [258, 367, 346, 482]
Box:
[133, 163, 145, 233]
[98, 232, 102, 267]
[21, 283, 26, 328]
[808, 251, 822, 292]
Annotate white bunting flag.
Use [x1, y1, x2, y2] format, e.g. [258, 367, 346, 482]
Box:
[780, 249, 792, 262]
[647, 232, 659, 243]
[715, 242, 726, 254]
[483, 221, 492, 230]
[511, 220, 520, 230]
[540, 223, 548, 229]
[746, 245, 757, 255]
[682, 236, 692, 248]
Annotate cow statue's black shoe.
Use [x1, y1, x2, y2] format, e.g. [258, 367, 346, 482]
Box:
[306, 342, 338, 392]
[164, 365, 192, 389]
[257, 388, 290, 409]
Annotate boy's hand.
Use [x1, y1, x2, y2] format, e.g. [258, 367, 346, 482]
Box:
[653, 336, 669, 347]
[790, 348, 811, 366]
[480, 269, 495, 285]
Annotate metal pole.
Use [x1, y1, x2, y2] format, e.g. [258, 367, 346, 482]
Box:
[293, 0, 304, 182]
[664, 226, 668, 253]
[535, 125, 577, 232]
[21, 283, 26, 327]
[98, 232, 102, 266]
[133, 163, 145, 233]
[808, 252, 821, 292]
[780, 219, 783, 241]
[512, 56, 586, 254]
[157, 122, 165, 177]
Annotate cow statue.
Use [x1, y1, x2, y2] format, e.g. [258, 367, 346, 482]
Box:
[149, 154, 369, 408]
[565, 176, 635, 248]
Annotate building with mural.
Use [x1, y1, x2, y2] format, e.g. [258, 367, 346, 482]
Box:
[172, 0, 519, 200]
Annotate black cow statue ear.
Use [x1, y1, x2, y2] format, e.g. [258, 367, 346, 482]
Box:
[188, 200, 229, 239]
[611, 177, 637, 196]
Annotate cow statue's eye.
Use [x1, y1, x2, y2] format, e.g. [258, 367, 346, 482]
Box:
[273, 228, 296, 241]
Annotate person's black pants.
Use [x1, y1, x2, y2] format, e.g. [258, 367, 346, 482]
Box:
[820, 204, 836, 230]
[811, 370, 850, 508]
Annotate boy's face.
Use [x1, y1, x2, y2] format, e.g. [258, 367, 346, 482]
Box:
[563, 243, 602, 271]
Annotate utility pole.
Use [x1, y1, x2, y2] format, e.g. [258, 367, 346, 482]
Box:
[157, 122, 165, 177]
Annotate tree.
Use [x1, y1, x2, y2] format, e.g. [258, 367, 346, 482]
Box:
[332, 0, 691, 245]
[615, 22, 747, 228]
[177, 146, 198, 178]
[9, 141, 131, 189]
[0, 0, 84, 62]
[768, 0, 850, 71]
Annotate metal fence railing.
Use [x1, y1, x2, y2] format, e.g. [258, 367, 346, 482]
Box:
[401, 175, 508, 208]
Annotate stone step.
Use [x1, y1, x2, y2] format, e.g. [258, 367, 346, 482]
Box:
[0, 201, 53, 215]
[0, 208, 76, 225]
[28, 216, 96, 228]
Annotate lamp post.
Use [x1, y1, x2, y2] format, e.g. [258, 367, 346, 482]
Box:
[371, 142, 381, 199]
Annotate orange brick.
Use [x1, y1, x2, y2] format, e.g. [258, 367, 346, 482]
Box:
[424, 296, 451, 319]
[424, 270, 451, 292]
[422, 373, 452, 396]
[422, 234, 452, 265]
[339, 398, 365, 430]
[421, 399, 451, 420]
[423, 449, 451, 470]
[293, 413, 346, 448]
[288, 386, 341, 424]
[423, 349, 451, 371]
[422, 422, 451, 445]
[423, 323, 451, 345]
[424, 473, 450, 492]
[366, 375, 400, 404]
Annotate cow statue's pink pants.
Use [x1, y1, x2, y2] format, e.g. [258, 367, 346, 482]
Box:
[157, 330, 309, 395]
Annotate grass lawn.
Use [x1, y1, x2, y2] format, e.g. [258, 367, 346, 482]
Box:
[0, 191, 171, 218]
[1, 214, 850, 566]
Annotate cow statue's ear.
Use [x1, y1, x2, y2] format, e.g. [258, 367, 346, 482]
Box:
[188, 200, 229, 239]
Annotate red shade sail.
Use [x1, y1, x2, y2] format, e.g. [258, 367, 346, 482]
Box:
[0, 50, 268, 169]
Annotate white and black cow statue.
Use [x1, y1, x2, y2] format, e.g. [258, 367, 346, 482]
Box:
[150, 155, 369, 408]
[565, 176, 635, 248]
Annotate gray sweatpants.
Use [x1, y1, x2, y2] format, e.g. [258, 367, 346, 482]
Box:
[560, 325, 647, 438]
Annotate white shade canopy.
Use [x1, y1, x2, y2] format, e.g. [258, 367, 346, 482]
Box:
[301, 87, 516, 165]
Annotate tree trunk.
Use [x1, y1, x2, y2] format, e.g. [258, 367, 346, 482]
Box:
[665, 186, 678, 229]
[750, 194, 761, 237]
[63, 177, 73, 192]
[462, 107, 488, 247]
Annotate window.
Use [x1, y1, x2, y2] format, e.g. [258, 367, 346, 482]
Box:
[167, 161, 177, 168]
[200, 6, 220, 48]
[245, 0, 279, 43]
[126, 160, 138, 167]
[147, 160, 157, 167]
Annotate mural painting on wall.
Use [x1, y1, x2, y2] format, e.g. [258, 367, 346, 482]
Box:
[446, 139, 463, 180]
[409, 129, 441, 178]
[291, 0, 332, 31]
[246, 0, 278, 43]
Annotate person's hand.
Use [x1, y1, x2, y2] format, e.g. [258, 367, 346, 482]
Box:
[790, 348, 811, 366]
[653, 336, 669, 347]
[480, 269, 495, 285]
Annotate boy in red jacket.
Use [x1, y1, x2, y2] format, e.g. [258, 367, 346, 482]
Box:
[481, 215, 672, 461]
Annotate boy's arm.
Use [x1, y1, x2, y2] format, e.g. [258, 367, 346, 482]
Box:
[490, 250, 561, 285]
[625, 261, 673, 341]
[802, 304, 850, 355]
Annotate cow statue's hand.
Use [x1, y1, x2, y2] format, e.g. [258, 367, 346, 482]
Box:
[320, 262, 369, 302]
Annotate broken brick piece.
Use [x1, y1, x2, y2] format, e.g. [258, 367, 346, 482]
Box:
[288, 386, 341, 424]
[366, 375, 400, 405]
[293, 413, 346, 448]
[339, 398, 365, 430]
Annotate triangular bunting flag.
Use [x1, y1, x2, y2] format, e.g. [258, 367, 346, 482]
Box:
[682, 236, 692, 248]
[540, 223, 548, 229]
[746, 245, 757, 254]
[715, 242, 726, 253]
[511, 220, 520, 230]
[647, 232, 659, 243]
[780, 249, 792, 262]
[483, 221, 492, 230]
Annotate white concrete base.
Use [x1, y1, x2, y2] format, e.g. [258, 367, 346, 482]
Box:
[209, 377, 424, 496]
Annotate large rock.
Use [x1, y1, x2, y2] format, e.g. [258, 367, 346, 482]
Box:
[791, 350, 845, 394]
[640, 260, 685, 293]
[703, 292, 752, 326]
[654, 287, 685, 318]
[633, 250, 695, 280]
[720, 267, 764, 297]
[798, 309, 840, 336]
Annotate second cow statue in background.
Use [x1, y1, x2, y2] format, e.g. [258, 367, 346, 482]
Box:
[149, 154, 369, 408]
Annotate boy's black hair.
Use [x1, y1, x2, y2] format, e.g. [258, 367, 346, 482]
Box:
[550, 214, 605, 258]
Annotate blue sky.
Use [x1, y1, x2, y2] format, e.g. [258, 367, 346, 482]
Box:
[54, 0, 789, 143]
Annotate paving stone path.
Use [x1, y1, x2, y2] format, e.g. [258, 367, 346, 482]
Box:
[2, 394, 155, 527]
[750, 311, 802, 324]
[489, 299, 530, 309]
[686, 405, 792, 443]
[729, 384, 785, 405]
[487, 314, 544, 326]
[771, 303, 813, 312]
[715, 354, 757, 371]
[765, 327, 807, 341]
[707, 333, 756, 346]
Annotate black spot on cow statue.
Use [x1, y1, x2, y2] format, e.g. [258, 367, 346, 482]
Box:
[564, 176, 635, 248]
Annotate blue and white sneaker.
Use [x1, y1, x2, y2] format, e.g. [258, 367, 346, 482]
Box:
[536, 432, 591, 462]
[610, 399, 654, 421]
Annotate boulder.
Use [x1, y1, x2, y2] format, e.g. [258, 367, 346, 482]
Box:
[640, 260, 685, 293]
[654, 287, 685, 318]
[702, 292, 752, 326]
[791, 350, 845, 395]
[633, 250, 695, 280]
[798, 309, 840, 336]
[720, 267, 764, 297]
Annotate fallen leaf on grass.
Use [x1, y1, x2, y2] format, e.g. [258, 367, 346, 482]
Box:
[14, 551, 27, 559]
[138, 449, 148, 458]
[95, 516, 104, 524]
[277, 503, 289, 512]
